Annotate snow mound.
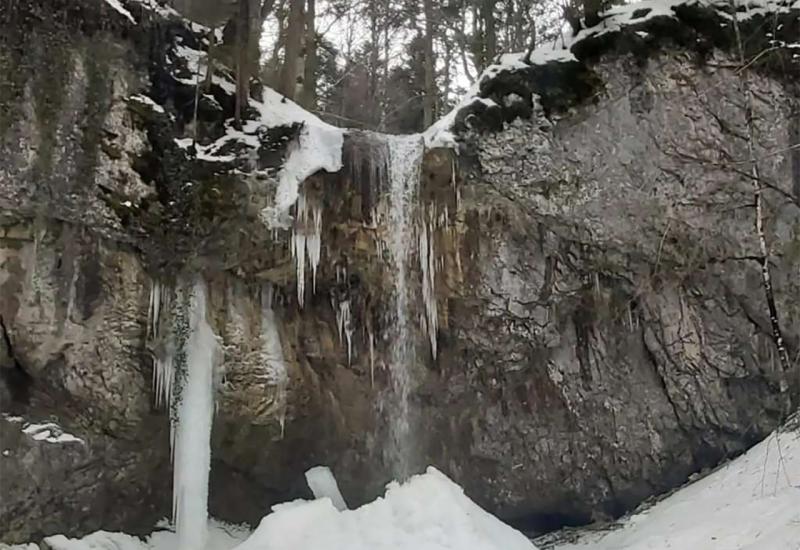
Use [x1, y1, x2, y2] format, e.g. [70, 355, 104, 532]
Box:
[34, 469, 531, 550]
[234, 467, 536, 550]
[551, 428, 800, 550]
[42, 520, 248, 550]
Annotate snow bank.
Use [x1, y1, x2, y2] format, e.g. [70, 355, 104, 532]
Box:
[35, 469, 533, 550]
[551, 428, 800, 550]
[42, 520, 248, 550]
[233, 467, 536, 550]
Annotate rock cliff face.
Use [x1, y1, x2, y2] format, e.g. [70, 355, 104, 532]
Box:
[1, 0, 799, 544]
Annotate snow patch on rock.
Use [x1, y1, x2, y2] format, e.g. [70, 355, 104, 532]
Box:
[103, 0, 136, 24]
[8, 420, 85, 445]
[166, 41, 344, 227]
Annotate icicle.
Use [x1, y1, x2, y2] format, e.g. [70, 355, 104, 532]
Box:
[172, 279, 219, 550]
[148, 280, 160, 339]
[307, 204, 322, 293]
[293, 189, 324, 306]
[154, 354, 174, 410]
[334, 298, 354, 364]
[149, 281, 174, 410]
[419, 212, 438, 360]
[368, 328, 375, 388]
[628, 304, 634, 332]
[294, 232, 306, 307]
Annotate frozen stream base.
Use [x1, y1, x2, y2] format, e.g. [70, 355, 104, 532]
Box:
[18, 431, 800, 550]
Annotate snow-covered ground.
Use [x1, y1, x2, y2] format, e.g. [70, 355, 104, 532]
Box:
[38, 468, 535, 550]
[41, 519, 249, 550]
[26, 428, 800, 550]
[548, 428, 800, 550]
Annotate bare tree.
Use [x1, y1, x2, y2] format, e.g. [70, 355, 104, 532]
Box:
[730, 2, 794, 415]
[422, 0, 437, 127]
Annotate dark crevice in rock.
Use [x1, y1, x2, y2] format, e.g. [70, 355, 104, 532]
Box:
[0, 315, 33, 409]
[505, 508, 594, 538]
[641, 326, 686, 437]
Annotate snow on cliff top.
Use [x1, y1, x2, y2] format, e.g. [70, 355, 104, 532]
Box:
[166, 34, 344, 229]
[425, 0, 800, 148]
[549, 427, 800, 550]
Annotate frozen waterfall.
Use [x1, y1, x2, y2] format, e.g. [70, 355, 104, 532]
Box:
[149, 279, 220, 550]
[172, 279, 219, 550]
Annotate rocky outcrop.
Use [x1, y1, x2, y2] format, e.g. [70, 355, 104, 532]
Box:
[1, 0, 799, 544]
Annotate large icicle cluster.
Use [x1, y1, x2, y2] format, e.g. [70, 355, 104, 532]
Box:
[292, 189, 323, 308]
[148, 280, 174, 409]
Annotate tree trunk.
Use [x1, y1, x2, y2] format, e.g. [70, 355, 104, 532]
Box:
[730, 3, 794, 415]
[234, 0, 251, 129]
[583, 0, 604, 27]
[280, 0, 304, 100]
[367, 0, 381, 127]
[300, 0, 317, 109]
[480, 0, 497, 67]
[422, 0, 436, 128]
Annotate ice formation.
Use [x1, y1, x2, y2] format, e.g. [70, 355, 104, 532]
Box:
[305, 466, 348, 511]
[334, 298, 354, 364]
[170, 280, 220, 550]
[148, 280, 174, 409]
[292, 190, 323, 307]
[419, 208, 438, 360]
